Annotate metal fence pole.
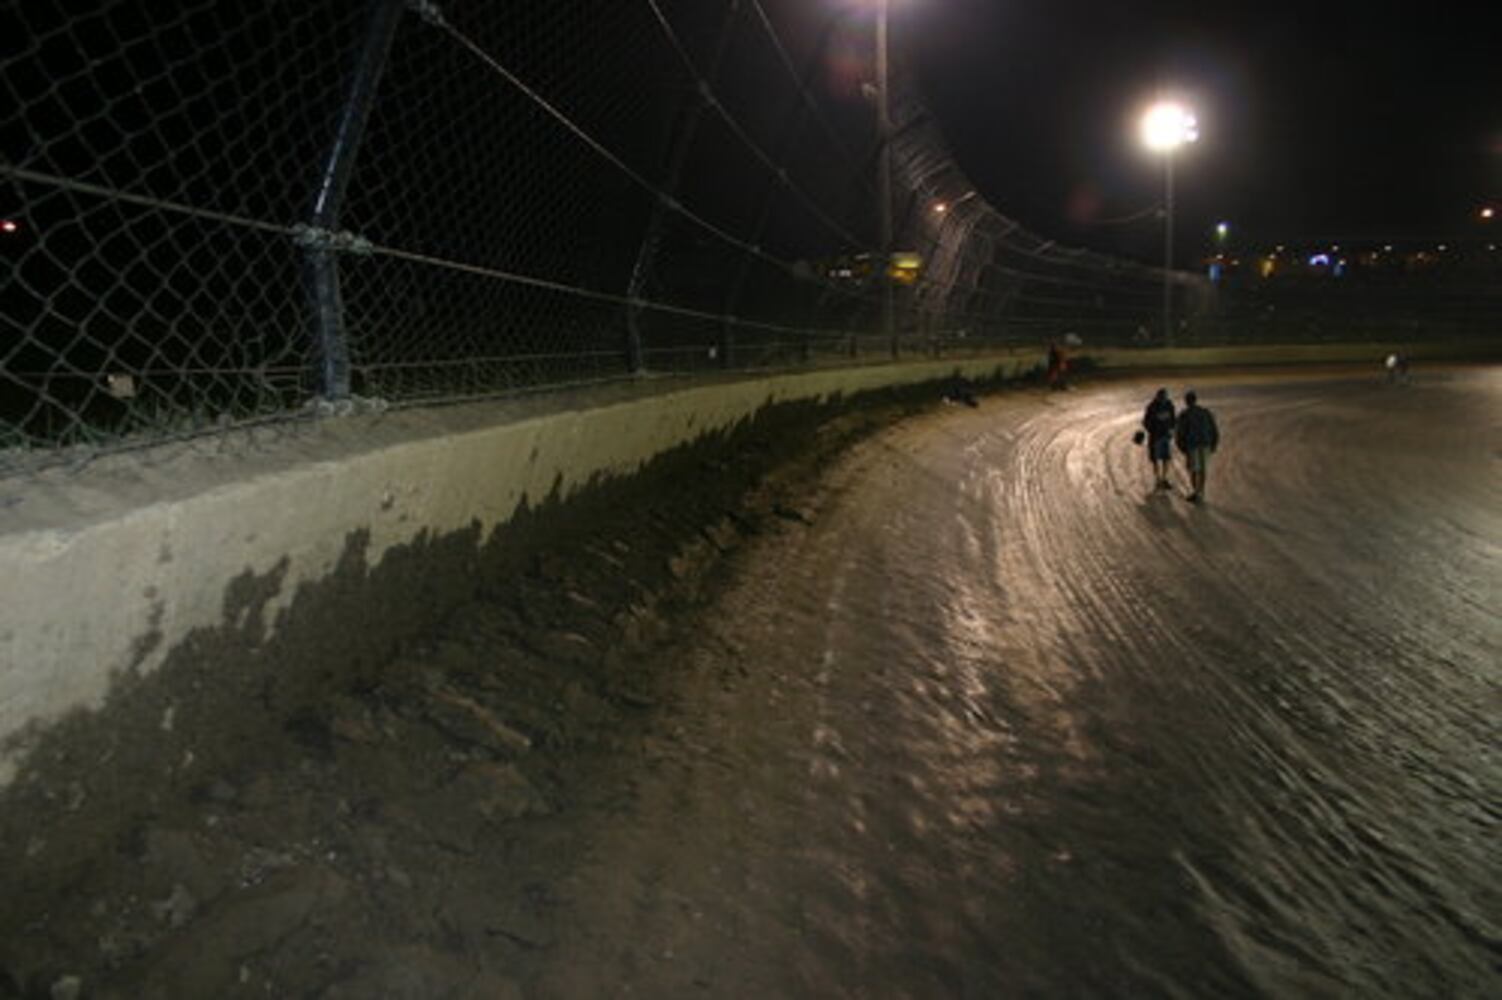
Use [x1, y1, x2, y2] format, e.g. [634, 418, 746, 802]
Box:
[302, 0, 405, 401]
[875, 0, 895, 360]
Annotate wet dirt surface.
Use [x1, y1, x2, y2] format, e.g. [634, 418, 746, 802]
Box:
[3, 366, 1499, 997]
[526, 366, 1499, 998]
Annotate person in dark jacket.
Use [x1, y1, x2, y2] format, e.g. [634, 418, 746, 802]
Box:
[1141, 387, 1177, 490]
[1174, 390, 1219, 503]
[1045, 341, 1068, 391]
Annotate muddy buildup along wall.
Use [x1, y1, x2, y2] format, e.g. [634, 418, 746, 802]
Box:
[0, 369, 1015, 997]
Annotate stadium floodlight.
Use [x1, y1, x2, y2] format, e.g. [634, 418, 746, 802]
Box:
[1140, 101, 1199, 152]
[1140, 100, 1200, 346]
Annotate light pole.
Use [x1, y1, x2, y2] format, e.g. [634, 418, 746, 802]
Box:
[1141, 101, 1198, 346]
[874, 0, 895, 358]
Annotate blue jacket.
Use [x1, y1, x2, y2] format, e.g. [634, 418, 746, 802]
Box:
[1175, 404, 1219, 451]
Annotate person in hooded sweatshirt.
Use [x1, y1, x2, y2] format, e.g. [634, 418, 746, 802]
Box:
[1174, 390, 1220, 503]
[1140, 387, 1177, 490]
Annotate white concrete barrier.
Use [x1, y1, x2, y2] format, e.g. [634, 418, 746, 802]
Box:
[0, 354, 1035, 785]
[3, 339, 1493, 784]
[1081, 339, 1498, 369]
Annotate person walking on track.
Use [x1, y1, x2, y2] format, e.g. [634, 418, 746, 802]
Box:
[1140, 387, 1177, 490]
[1174, 390, 1220, 503]
[1045, 341, 1068, 391]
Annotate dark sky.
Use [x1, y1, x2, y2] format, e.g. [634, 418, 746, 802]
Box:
[902, 0, 1502, 262]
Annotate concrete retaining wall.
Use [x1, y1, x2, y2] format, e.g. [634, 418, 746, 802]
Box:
[0, 353, 1035, 785]
[1083, 339, 1499, 369]
[2, 340, 1493, 785]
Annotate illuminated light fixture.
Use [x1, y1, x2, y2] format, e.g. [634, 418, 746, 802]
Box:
[1482, 207, 1495, 220]
[1140, 99, 1199, 346]
[1215, 221, 1230, 238]
[1438, 244, 1447, 252]
[887, 250, 922, 284]
[0, 220, 17, 233]
[1140, 102, 1199, 150]
[1309, 253, 1331, 266]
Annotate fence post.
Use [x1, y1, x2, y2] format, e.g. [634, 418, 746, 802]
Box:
[302, 0, 405, 401]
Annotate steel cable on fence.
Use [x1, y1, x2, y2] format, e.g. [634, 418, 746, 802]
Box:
[4, 0, 1312, 478]
[422, 7, 868, 311]
[642, 0, 872, 258]
[745, 0, 875, 202]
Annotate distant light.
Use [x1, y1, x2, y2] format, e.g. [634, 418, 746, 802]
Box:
[1215, 221, 1230, 239]
[1437, 244, 1447, 252]
[1140, 101, 1199, 152]
[1482, 207, 1496, 220]
[1384, 244, 1394, 252]
[933, 201, 948, 214]
[0, 220, 17, 233]
[1309, 253, 1331, 266]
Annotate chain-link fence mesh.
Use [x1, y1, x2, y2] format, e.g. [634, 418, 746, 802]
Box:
[3, 0, 1495, 475]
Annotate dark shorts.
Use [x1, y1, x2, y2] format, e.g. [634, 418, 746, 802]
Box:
[1149, 436, 1171, 461]
[1185, 447, 1211, 473]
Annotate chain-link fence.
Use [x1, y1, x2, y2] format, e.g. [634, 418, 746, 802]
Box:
[0, 0, 1184, 474]
[9, 1, 1486, 477]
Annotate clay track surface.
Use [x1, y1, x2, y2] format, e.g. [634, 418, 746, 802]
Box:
[4, 366, 1496, 999]
[537, 366, 1501, 998]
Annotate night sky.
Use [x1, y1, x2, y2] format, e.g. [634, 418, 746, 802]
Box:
[903, 0, 1502, 262]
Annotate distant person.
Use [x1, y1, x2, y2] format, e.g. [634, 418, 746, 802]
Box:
[1046, 341, 1067, 391]
[944, 375, 979, 408]
[1140, 387, 1177, 490]
[1384, 352, 1410, 384]
[1174, 390, 1220, 503]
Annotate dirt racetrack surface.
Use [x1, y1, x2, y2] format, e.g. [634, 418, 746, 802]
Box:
[2, 364, 1497, 998]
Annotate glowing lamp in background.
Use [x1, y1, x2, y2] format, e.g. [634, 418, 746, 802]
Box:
[0, 220, 18, 233]
[1140, 102, 1199, 152]
[887, 250, 922, 284]
[1139, 99, 1199, 346]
